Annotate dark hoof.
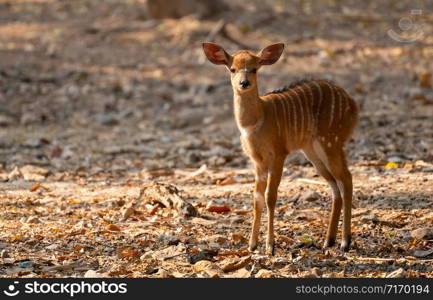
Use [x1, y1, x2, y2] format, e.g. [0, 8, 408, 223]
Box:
[340, 240, 351, 252]
[323, 238, 336, 248]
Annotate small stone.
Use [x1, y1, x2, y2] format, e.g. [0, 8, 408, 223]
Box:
[18, 261, 33, 269]
[20, 165, 49, 181]
[388, 156, 404, 163]
[84, 270, 103, 278]
[208, 242, 220, 248]
[3, 258, 14, 264]
[23, 138, 50, 148]
[300, 191, 321, 202]
[46, 244, 59, 250]
[410, 228, 433, 240]
[7, 167, 22, 181]
[1, 250, 10, 258]
[413, 248, 433, 258]
[96, 114, 119, 126]
[157, 234, 180, 246]
[361, 214, 378, 223]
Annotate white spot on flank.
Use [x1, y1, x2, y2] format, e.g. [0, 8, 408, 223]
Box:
[323, 82, 335, 128]
[335, 136, 339, 142]
[239, 125, 253, 138]
[292, 89, 304, 143]
[321, 136, 325, 142]
[327, 142, 332, 148]
[271, 100, 281, 137]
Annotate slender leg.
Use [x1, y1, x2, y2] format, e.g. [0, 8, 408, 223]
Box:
[314, 142, 353, 252]
[248, 164, 268, 251]
[336, 169, 352, 251]
[265, 155, 285, 255]
[303, 147, 342, 248]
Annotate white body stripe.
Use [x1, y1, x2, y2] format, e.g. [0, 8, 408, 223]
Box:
[284, 93, 297, 145]
[322, 81, 335, 128]
[275, 94, 290, 151]
[336, 89, 343, 121]
[281, 93, 294, 148]
[311, 81, 323, 119]
[303, 83, 316, 131]
[270, 99, 281, 137]
[298, 86, 311, 137]
[292, 89, 304, 144]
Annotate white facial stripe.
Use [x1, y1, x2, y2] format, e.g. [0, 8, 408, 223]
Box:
[241, 61, 248, 73]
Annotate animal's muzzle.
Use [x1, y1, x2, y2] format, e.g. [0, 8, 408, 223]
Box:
[240, 80, 250, 89]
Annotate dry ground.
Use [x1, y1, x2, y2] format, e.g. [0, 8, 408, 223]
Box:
[0, 0, 432, 277]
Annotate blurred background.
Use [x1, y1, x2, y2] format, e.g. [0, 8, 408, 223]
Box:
[0, 0, 432, 279]
[0, 0, 432, 174]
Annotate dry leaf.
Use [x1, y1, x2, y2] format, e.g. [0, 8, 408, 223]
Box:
[30, 183, 49, 192]
[122, 207, 135, 221]
[107, 224, 121, 231]
[219, 255, 251, 272]
[216, 178, 237, 185]
[418, 73, 431, 88]
[118, 248, 141, 259]
[207, 205, 231, 213]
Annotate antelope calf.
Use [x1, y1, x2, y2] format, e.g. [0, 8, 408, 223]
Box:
[202, 42, 359, 254]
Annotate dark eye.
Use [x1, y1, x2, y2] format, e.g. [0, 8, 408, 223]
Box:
[251, 68, 257, 73]
[230, 68, 236, 73]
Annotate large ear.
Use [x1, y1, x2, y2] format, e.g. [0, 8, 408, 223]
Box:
[202, 42, 231, 65]
[257, 43, 284, 65]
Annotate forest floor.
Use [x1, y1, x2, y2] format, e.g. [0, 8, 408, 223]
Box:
[0, 0, 432, 278]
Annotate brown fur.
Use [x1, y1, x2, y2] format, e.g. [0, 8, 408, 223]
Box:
[203, 42, 359, 254]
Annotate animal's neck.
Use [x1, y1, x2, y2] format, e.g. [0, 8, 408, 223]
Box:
[233, 87, 263, 129]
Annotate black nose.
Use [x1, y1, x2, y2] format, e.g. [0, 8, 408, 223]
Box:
[240, 80, 250, 88]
